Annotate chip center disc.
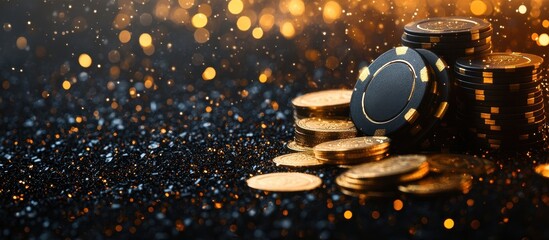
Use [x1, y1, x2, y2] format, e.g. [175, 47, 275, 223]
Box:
[363, 61, 414, 122]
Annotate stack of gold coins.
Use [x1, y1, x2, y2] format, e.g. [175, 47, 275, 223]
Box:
[312, 136, 390, 165]
[336, 155, 430, 195]
[294, 118, 357, 147]
[291, 89, 353, 120]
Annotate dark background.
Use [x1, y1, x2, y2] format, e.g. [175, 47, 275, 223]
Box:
[1, 0, 549, 239]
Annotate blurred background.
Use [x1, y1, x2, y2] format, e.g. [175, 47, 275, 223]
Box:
[1, 0, 548, 129]
[2, 1, 549, 239]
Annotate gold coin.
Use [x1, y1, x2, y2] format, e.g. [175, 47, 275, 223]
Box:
[398, 174, 473, 195]
[427, 154, 494, 176]
[246, 172, 322, 192]
[313, 136, 390, 154]
[273, 152, 323, 167]
[296, 118, 356, 133]
[534, 164, 549, 178]
[292, 89, 353, 109]
[286, 141, 312, 152]
[344, 155, 427, 180]
[341, 164, 429, 186]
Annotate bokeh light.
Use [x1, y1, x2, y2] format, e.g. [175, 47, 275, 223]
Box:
[202, 67, 216, 80]
[444, 218, 455, 229]
[538, 33, 549, 46]
[119, 30, 131, 43]
[323, 1, 342, 24]
[228, 0, 244, 15]
[192, 13, 208, 28]
[78, 53, 92, 68]
[236, 16, 252, 31]
[470, 0, 487, 16]
[280, 21, 296, 39]
[16, 36, 27, 50]
[518, 4, 527, 14]
[252, 27, 264, 39]
[139, 33, 153, 48]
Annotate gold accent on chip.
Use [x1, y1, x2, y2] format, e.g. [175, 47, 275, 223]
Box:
[527, 98, 535, 104]
[435, 102, 448, 119]
[484, 119, 495, 125]
[420, 67, 429, 82]
[482, 72, 493, 77]
[489, 126, 501, 131]
[475, 90, 484, 95]
[482, 78, 493, 84]
[476, 95, 485, 101]
[405, 108, 419, 123]
[359, 67, 370, 82]
[395, 46, 408, 55]
[429, 36, 440, 43]
[435, 59, 445, 72]
[471, 32, 480, 40]
[490, 107, 499, 114]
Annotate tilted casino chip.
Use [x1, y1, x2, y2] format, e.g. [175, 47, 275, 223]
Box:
[350, 46, 431, 136]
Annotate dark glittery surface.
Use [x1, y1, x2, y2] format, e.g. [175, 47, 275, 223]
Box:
[1, 1, 549, 239]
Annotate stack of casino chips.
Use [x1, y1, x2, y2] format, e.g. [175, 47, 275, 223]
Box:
[402, 17, 493, 65]
[350, 46, 450, 150]
[453, 52, 546, 149]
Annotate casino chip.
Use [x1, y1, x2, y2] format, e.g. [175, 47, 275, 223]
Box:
[350, 47, 451, 151]
[454, 52, 546, 150]
[350, 46, 432, 138]
[402, 16, 493, 67]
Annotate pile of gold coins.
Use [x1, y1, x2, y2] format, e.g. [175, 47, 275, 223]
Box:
[288, 89, 390, 166]
[245, 89, 499, 196]
[336, 154, 493, 196]
[291, 89, 352, 120]
[294, 118, 357, 148]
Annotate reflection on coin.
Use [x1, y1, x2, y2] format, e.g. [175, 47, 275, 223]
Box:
[296, 118, 356, 133]
[398, 174, 473, 195]
[313, 136, 390, 153]
[246, 172, 322, 192]
[273, 152, 323, 167]
[345, 155, 427, 179]
[534, 164, 549, 178]
[292, 89, 353, 109]
[427, 154, 493, 176]
[286, 141, 312, 152]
